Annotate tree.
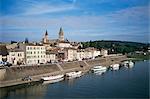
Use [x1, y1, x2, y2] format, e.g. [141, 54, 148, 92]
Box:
[11, 41, 17, 44]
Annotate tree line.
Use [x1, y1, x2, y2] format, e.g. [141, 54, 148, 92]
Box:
[81, 40, 149, 54]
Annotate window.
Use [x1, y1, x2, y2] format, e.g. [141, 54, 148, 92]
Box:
[27, 56, 30, 58]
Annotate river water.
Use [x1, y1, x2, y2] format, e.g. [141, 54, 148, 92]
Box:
[0, 60, 149, 99]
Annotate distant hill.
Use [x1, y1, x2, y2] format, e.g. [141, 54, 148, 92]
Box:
[81, 40, 149, 54]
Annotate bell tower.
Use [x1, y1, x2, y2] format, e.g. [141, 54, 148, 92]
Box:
[59, 27, 64, 41]
[43, 30, 49, 43]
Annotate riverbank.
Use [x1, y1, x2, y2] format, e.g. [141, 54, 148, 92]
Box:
[0, 55, 127, 88]
[127, 53, 149, 61]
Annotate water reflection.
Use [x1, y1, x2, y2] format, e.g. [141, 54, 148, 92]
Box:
[0, 82, 47, 99]
[0, 61, 149, 99]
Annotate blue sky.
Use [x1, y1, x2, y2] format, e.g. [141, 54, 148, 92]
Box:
[0, 0, 149, 43]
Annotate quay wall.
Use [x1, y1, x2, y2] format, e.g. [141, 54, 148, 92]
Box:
[0, 55, 127, 87]
[0, 69, 6, 81]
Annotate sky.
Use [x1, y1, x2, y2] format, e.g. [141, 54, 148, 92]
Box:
[0, 0, 149, 43]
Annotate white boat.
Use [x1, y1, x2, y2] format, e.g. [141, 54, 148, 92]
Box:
[128, 61, 134, 68]
[66, 71, 82, 78]
[91, 66, 107, 72]
[94, 70, 106, 75]
[41, 74, 64, 81]
[122, 61, 129, 66]
[110, 64, 120, 70]
[123, 61, 134, 68]
[42, 78, 64, 85]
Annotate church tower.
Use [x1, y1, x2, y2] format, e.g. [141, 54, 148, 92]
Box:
[58, 27, 64, 41]
[43, 30, 49, 43]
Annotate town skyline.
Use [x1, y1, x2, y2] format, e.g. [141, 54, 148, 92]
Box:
[0, 0, 149, 43]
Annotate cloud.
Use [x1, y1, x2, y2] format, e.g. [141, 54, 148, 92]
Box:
[23, 3, 76, 15]
[0, 0, 149, 43]
[1, 5, 147, 29]
[106, 6, 148, 23]
[19, 0, 77, 15]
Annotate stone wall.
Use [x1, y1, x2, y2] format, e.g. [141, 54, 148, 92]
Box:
[1, 55, 127, 82]
[0, 69, 6, 80]
[3, 64, 60, 81]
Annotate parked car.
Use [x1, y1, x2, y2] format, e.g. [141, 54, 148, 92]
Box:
[40, 63, 44, 65]
[0, 61, 4, 66]
[6, 63, 12, 67]
[22, 76, 32, 81]
[4, 62, 12, 67]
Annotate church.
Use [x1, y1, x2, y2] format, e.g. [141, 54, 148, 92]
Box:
[42, 27, 80, 49]
[42, 27, 81, 61]
[42, 27, 65, 44]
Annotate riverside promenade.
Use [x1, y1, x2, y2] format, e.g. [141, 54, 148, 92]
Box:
[0, 55, 127, 88]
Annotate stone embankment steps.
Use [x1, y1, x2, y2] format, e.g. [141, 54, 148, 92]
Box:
[0, 55, 127, 88]
[56, 64, 64, 71]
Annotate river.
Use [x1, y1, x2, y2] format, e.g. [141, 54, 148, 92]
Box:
[0, 60, 149, 99]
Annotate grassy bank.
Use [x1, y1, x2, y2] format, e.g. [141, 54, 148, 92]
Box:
[127, 53, 150, 61]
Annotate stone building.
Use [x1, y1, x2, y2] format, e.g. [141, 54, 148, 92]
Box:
[64, 48, 77, 61]
[58, 27, 64, 41]
[42, 27, 80, 50]
[46, 51, 56, 63]
[77, 49, 86, 61]
[101, 49, 108, 56]
[7, 49, 25, 65]
[24, 44, 46, 65]
[42, 30, 49, 44]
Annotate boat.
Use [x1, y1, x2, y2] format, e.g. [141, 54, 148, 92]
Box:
[91, 66, 107, 73]
[41, 74, 64, 81]
[123, 61, 134, 68]
[94, 70, 106, 75]
[127, 61, 134, 68]
[122, 61, 129, 66]
[42, 78, 64, 85]
[110, 64, 120, 70]
[66, 71, 82, 78]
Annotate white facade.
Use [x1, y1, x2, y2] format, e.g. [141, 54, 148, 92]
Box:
[101, 49, 108, 56]
[66, 48, 77, 61]
[25, 45, 46, 65]
[7, 51, 25, 65]
[46, 53, 56, 62]
[93, 50, 101, 57]
[84, 51, 93, 59]
[77, 51, 85, 61]
[57, 42, 72, 48]
[76, 49, 101, 61]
